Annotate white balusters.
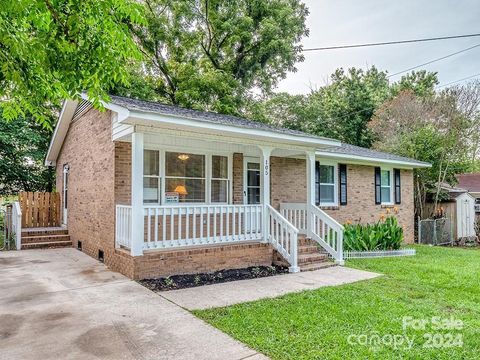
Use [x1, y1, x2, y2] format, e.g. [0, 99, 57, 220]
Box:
[118, 204, 263, 251]
[266, 204, 299, 272]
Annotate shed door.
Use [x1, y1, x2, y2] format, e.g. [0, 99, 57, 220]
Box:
[457, 195, 475, 238]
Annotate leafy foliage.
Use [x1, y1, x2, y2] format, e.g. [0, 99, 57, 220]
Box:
[0, 110, 54, 195]
[343, 215, 403, 251]
[118, 0, 309, 115]
[370, 90, 474, 218]
[256, 68, 439, 147]
[0, 0, 144, 126]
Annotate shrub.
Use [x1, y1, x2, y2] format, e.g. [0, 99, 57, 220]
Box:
[343, 215, 403, 251]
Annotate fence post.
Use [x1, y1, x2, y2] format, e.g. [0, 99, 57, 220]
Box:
[417, 216, 421, 244]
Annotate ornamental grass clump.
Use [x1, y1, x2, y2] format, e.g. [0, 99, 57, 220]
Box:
[343, 215, 403, 251]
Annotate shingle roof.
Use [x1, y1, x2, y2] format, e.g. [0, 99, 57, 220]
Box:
[109, 95, 429, 167]
[319, 143, 430, 167]
[456, 173, 480, 193]
[109, 95, 331, 141]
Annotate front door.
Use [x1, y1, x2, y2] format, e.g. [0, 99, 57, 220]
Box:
[243, 157, 261, 233]
[63, 164, 69, 225]
[243, 157, 260, 204]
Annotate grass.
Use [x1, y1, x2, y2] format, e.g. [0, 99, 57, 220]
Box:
[194, 246, 480, 359]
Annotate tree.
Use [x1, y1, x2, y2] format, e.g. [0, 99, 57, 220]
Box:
[0, 110, 54, 195]
[121, 0, 309, 115]
[370, 90, 472, 218]
[0, 0, 144, 127]
[255, 68, 439, 148]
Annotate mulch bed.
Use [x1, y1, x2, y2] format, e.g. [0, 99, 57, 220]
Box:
[139, 265, 289, 291]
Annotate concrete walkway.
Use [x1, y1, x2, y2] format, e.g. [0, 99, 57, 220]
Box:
[161, 266, 380, 310]
[0, 248, 267, 360]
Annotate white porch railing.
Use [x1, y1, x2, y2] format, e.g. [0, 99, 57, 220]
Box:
[116, 205, 132, 249]
[281, 203, 344, 264]
[266, 204, 299, 272]
[142, 204, 263, 249]
[280, 202, 308, 233]
[115, 202, 342, 268]
[310, 205, 344, 263]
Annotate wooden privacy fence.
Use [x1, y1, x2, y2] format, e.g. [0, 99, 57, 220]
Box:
[19, 192, 61, 228]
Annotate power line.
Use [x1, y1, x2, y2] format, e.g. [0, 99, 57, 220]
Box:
[436, 73, 480, 89]
[387, 44, 480, 78]
[303, 33, 480, 52]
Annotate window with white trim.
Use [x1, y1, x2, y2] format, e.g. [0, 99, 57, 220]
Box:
[211, 155, 229, 203]
[165, 152, 205, 203]
[380, 168, 393, 204]
[315, 161, 338, 206]
[142, 150, 230, 205]
[143, 150, 160, 204]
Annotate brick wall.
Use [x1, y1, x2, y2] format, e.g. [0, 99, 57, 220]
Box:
[115, 142, 131, 205]
[233, 153, 243, 204]
[133, 243, 273, 280]
[269, 159, 415, 243]
[56, 108, 133, 274]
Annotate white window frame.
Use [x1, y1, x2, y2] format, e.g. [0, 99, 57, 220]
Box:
[142, 145, 232, 206]
[210, 155, 230, 204]
[143, 150, 161, 204]
[380, 167, 394, 205]
[317, 160, 338, 207]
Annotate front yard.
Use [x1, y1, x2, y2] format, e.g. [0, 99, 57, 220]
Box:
[195, 246, 480, 359]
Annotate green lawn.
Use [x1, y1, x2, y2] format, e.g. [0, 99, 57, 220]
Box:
[195, 246, 480, 359]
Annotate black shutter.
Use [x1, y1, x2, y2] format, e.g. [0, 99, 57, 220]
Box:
[339, 164, 347, 205]
[315, 161, 320, 205]
[394, 168, 401, 204]
[374, 167, 381, 204]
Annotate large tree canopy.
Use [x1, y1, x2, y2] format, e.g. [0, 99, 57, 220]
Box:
[0, 110, 54, 195]
[120, 0, 309, 114]
[0, 0, 144, 127]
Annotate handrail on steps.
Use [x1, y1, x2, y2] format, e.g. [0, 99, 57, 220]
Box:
[266, 204, 299, 273]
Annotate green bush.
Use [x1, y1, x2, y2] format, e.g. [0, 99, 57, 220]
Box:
[344, 216, 403, 251]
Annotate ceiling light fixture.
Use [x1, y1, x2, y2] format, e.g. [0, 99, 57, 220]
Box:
[178, 154, 189, 161]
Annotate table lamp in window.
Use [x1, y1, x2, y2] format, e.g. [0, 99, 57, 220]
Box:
[174, 185, 188, 199]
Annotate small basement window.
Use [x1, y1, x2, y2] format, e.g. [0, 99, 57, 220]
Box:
[98, 250, 104, 263]
[77, 241, 82, 251]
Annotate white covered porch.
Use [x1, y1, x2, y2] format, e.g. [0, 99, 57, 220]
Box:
[114, 122, 344, 272]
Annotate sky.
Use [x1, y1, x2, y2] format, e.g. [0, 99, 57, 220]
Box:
[276, 0, 480, 94]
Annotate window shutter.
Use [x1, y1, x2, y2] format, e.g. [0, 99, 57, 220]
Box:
[315, 161, 320, 205]
[374, 167, 381, 204]
[394, 168, 401, 204]
[339, 164, 347, 205]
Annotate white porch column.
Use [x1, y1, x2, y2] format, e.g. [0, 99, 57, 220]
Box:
[260, 146, 273, 242]
[306, 150, 316, 237]
[131, 132, 144, 256]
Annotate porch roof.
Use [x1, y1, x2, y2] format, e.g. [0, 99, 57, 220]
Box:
[109, 95, 329, 142]
[317, 143, 431, 169]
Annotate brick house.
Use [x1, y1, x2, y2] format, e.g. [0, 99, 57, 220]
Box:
[45, 95, 429, 280]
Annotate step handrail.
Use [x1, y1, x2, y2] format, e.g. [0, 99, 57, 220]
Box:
[309, 204, 344, 264]
[266, 204, 299, 272]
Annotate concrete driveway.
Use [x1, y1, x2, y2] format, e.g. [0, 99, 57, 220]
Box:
[0, 248, 267, 360]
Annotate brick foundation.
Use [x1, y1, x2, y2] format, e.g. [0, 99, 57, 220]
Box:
[132, 242, 274, 280]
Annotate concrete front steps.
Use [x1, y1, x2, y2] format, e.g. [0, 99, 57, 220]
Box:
[21, 227, 72, 250]
[297, 235, 336, 272]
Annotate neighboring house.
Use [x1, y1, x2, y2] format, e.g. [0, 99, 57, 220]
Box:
[45, 95, 430, 280]
[456, 173, 480, 214]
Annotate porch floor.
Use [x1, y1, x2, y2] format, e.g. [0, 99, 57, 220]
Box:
[159, 266, 380, 310]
